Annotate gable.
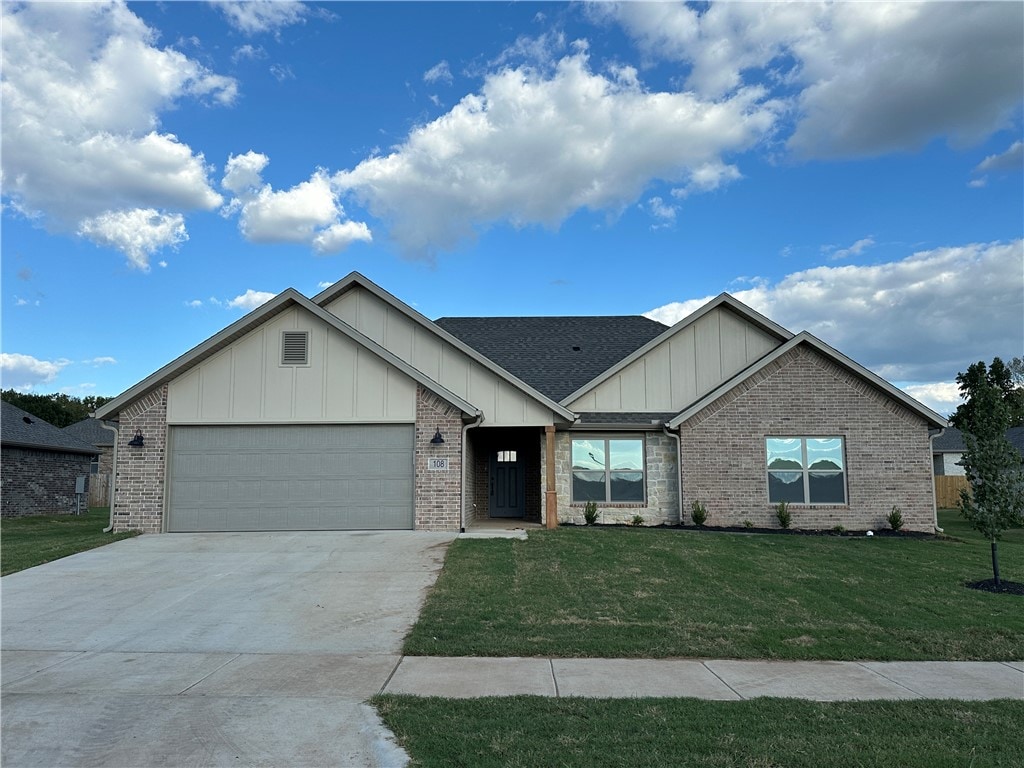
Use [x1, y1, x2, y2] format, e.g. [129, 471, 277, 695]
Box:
[567, 305, 783, 413]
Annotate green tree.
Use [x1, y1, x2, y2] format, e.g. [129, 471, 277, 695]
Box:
[0, 390, 112, 428]
[950, 358, 1024, 428]
[955, 373, 1024, 586]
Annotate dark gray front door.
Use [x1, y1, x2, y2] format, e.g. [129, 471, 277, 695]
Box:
[489, 450, 525, 518]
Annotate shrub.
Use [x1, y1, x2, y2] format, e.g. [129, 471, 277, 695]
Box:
[690, 500, 708, 527]
[583, 501, 599, 526]
[887, 505, 904, 531]
[742, 519, 754, 529]
[832, 524, 846, 534]
[631, 514, 645, 527]
[775, 501, 792, 529]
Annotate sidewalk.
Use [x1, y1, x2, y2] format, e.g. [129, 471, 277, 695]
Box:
[382, 657, 1024, 701]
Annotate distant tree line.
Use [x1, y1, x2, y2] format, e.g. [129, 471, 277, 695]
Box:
[1, 390, 113, 428]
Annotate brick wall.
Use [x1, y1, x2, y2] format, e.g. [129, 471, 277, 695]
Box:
[677, 346, 936, 532]
[1, 447, 92, 517]
[111, 385, 169, 533]
[414, 386, 463, 531]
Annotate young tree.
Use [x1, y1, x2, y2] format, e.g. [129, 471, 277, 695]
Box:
[950, 358, 1024, 428]
[956, 374, 1024, 586]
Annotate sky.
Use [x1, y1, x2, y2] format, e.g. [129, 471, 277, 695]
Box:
[2, 0, 1022, 418]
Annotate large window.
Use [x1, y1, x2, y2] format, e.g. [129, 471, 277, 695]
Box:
[571, 437, 645, 503]
[766, 437, 846, 505]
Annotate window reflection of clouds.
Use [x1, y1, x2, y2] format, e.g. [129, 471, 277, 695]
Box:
[609, 440, 642, 470]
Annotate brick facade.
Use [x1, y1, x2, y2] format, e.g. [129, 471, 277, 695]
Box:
[414, 386, 464, 531]
[111, 385, 169, 534]
[677, 346, 936, 532]
[1, 447, 92, 517]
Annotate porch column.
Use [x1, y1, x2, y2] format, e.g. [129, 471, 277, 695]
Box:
[545, 425, 558, 529]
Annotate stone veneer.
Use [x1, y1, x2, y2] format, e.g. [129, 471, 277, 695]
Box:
[414, 386, 464, 531]
[1, 447, 93, 517]
[542, 430, 679, 526]
[678, 346, 936, 532]
[111, 385, 169, 533]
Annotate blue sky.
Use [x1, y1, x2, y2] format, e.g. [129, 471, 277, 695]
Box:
[2, 1, 1022, 417]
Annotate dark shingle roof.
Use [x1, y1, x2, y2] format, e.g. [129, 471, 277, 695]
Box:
[64, 418, 115, 447]
[1, 401, 99, 455]
[435, 316, 668, 402]
[576, 412, 678, 425]
[933, 425, 1024, 458]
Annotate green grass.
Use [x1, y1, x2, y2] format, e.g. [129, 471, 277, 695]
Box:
[405, 510, 1023, 660]
[374, 695, 1024, 768]
[1, 507, 138, 576]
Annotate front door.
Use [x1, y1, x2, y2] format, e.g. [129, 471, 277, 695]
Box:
[489, 450, 525, 518]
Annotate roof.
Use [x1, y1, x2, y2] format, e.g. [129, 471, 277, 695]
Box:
[435, 316, 668, 402]
[575, 411, 678, 427]
[1, 401, 100, 455]
[64, 418, 115, 447]
[935, 426, 1024, 458]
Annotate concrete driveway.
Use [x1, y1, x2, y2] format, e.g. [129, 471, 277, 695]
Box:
[1, 530, 456, 767]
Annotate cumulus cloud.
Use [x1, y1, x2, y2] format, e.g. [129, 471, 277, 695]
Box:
[78, 209, 187, 271]
[0, 353, 70, 391]
[899, 382, 962, 419]
[423, 60, 453, 85]
[825, 237, 875, 262]
[222, 151, 372, 253]
[1, 1, 233, 264]
[83, 357, 117, 366]
[227, 289, 276, 310]
[604, 2, 1023, 159]
[215, 0, 308, 35]
[644, 240, 1024, 384]
[336, 52, 777, 254]
[974, 140, 1023, 175]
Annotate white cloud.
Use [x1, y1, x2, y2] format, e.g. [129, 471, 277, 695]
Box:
[227, 289, 276, 310]
[826, 237, 875, 261]
[222, 152, 371, 253]
[232, 44, 266, 62]
[605, 2, 1023, 159]
[968, 178, 988, 190]
[186, 299, 204, 308]
[646, 197, 676, 229]
[0, 353, 70, 391]
[423, 60, 453, 85]
[645, 239, 1024, 383]
[77, 209, 187, 271]
[670, 161, 742, 199]
[215, 1, 308, 35]
[898, 382, 962, 418]
[974, 140, 1023, 174]
[336, 52, 777, 254]
[0, 2, 233, 262]
[269, 63, 295, 82]
[83, 357, 117, 366]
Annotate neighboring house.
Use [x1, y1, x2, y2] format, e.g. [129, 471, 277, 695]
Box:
[1, 400, 99, 517]
[95, 273, 947, 534]
[64, 417, 116, 506]
[933, 426, 1024, 476]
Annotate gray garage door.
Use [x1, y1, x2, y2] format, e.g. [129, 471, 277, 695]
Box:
[167, 425, 414, 531]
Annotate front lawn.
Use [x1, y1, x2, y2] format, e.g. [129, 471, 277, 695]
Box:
[374, 696, 1024, 768]
[1, 507, 138, 576]
[405, 510, 1023, 660]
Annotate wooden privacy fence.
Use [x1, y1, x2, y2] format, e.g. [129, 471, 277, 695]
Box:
[89, 473, 110, 508]
[935, 475, 970, 508]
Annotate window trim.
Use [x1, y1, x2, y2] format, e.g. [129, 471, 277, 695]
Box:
[280, 330, 310, 367]
[765, 436, 847, 506]
[570, 434, 646, 504]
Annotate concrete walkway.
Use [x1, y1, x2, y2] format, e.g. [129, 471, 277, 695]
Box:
[382, 656, 1024, 701]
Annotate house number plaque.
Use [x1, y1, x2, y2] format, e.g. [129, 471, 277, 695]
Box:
[427, 458, 449, 471]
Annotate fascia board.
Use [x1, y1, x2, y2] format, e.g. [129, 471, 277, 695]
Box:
[559, 293, 794, 407]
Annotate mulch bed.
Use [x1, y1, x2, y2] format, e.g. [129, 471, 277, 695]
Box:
[563, 522, 935, 539]
[966, 579, 1024, 596]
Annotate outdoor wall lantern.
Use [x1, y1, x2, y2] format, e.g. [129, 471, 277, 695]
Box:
[430, 430, 445, 445]
[128, 429, 145, 447]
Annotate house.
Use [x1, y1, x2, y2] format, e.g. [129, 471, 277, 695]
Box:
[1, 400, 99, 517]
[933, 426, 1024, 476]
[64, 417, 116, 505]
[94, 273, 947, 534]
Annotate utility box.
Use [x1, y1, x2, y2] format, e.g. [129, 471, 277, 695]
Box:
[75, 475, 87, 495]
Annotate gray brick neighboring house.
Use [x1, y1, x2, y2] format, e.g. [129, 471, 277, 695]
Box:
[933, 426, 1024, 476]
[95, 272, 947, 535]
[1, 400, 99, 517]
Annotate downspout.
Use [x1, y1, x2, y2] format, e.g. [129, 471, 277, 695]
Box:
[929, 427, 945, 533]
[663, 424, 683, 525]
[460, 411, 484, 533]
[98, 419, 119, 533]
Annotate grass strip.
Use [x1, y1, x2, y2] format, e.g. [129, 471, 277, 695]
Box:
[1, 507, 138, 576]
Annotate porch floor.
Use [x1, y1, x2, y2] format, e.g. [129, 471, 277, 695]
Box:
[460, 518, 544, 540]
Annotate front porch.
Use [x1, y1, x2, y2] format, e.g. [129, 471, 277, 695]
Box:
[466, 427, 544, 526]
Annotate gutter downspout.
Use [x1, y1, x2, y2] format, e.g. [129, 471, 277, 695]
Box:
[98, 419, 119, 533]
[663, 424, 683, 525]
[460, 411, 484, 533]
[929, 427, 945, 533]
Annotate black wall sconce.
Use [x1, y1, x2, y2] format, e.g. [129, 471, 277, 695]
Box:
[430, 430, 445, 445]
[128, 429, 145, 447]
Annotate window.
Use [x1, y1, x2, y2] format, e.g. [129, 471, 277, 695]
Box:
[766, 437, 846, 504]
[90, 456, 99, 475]
[496, 450, 517, 462]
[281, 331, 309, 366]
[571, 437, 644, 503]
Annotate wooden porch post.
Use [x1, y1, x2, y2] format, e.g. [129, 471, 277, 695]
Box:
[545, 425, 558, 529]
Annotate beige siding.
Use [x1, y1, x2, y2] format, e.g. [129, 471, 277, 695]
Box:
[325, 286, 555, 426]
[167, 307, 416, 423]
[569, 306, 783, 412]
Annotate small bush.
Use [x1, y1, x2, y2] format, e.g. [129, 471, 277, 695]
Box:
[887, 505, 904, 531]
[690, 500, 708, 527]
[833, 524, 846, 534]
[631, 514, 645, 527]
[743, 519, 754, 529]
[776, 501, 792, 529]
[583, 501, 599, 526]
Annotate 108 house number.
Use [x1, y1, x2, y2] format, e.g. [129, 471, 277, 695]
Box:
[427, 458, 449, 471]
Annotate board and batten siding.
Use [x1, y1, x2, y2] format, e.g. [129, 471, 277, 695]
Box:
[167, 306, 417, 423]
[325, 286, 555, 426]
[569, 307, 782, 412]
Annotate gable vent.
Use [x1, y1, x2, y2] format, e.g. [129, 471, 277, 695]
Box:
[281, 331, 309, 365]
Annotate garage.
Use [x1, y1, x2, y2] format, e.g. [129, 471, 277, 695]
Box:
[167, 424, 414, 532]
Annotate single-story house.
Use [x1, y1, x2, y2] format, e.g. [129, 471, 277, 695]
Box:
[64, 418, 116, 477]
[1, 400, 99, 517]
[95, 273, 947, 534]
[933, 426, 1024, 476]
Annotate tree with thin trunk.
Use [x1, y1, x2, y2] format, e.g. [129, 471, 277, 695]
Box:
[956, 372, 1024, 586]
